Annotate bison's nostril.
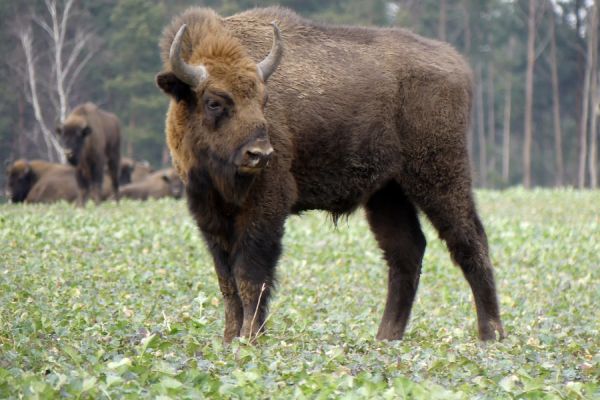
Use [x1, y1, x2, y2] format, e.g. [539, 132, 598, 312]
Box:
[241, 145, 273, 170]
[246, 146, 273, 162]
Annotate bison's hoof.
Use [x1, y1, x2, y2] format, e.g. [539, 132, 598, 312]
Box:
[479, 319, 505, 341]
[375, 323, 405, 341]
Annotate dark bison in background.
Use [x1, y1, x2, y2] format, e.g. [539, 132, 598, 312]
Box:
[156, 7, 504, 343]
[5, 159, 78, 204]
[101, 157, 154, 200]
[119, 157, 153, 184]
[119, 168, 183, 200]
[57, 102, 121, 204]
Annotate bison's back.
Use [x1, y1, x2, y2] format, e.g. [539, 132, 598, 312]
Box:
[26, 165, 79, 204]
[222, 8, 473, 213]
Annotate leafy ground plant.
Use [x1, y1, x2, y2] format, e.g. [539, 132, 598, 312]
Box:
[0, 188, 598, 399]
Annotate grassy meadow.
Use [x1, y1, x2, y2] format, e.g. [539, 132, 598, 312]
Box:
[0, 189, 599, 399]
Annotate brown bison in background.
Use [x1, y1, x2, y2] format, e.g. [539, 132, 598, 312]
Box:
[57, 102, 121, 204]
[156, 7, 504, 343]
[119, 168, 183, 200]
[5, 159, 78, 204]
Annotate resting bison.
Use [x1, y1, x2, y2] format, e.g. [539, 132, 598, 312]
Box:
[119, 168, 183, 200]
[101, 157, 153, 200]
[5, 159, 78, 204]
[57, 102, 121, 204]
[156, 7, 504, 343]
[119, 157, 153, 184]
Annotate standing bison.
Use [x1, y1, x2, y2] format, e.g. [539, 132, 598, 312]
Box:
[56, 102, 121, 204]
[156, 7, 504, 343]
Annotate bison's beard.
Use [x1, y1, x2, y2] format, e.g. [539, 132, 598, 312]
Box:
[187, 149, 257, 208]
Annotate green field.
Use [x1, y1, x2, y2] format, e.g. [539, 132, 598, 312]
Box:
[0, 189, 598, 399]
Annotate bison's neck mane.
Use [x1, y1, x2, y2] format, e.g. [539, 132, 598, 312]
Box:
[185, 155, 259, 246]
[187, 148, 257, 211]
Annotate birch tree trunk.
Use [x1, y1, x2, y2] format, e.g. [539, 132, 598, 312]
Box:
[523, 0, 536, 189]
[18, 29, 65, 163]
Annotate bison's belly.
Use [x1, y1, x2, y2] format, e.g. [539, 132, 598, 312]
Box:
[290, 164, 387, 215]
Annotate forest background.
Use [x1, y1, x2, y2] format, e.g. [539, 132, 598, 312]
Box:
[0, 0, 598, 191]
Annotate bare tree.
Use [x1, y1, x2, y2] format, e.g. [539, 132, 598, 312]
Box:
[589, 1, 600, 188]
[548, 10, 565, 187]
[12, 0, 97, 163]
[35, 0, 95, 122]
[579, 4, 597, 188]
[502, 36, 516, 184]
[17, 27, 64, 162]
[439, 0, 447, 42]
[487, 61, 496, 179]
[523, 0, 536, 189]
[476, 63, 487, 187]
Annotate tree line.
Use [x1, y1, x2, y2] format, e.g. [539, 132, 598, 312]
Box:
[1, 0, 598, 191]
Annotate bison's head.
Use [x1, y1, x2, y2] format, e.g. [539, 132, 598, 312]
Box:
[156, 22, 282, 204]
[5, 159, 35, 203]
[119, 157, 135, 185]
[56, 117, 91, 166]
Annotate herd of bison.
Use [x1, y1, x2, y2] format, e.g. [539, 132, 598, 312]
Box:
[5, 102, 183, 205]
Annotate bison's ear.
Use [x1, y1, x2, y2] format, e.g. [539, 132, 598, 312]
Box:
[156, 72, 195, 103]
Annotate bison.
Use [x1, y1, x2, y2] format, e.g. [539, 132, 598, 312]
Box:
[121, 157, 154, 184]
[5, 159, 78, 204]
[101, 157, 153, 200]
[56, 102, 121, 204]
[156, 7, 504, 343]
[118, 168, 183, 200]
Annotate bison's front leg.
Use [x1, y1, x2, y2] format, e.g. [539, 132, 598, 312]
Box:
[205, 240, 244, 343]
[233, 220, 284, 340]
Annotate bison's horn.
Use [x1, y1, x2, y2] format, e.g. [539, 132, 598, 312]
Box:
[169, 24, 208, 87]
[257, 22, 283, 82]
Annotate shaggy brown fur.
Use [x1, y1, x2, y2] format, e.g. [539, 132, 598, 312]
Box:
[118, 168, 183, 200]
[5, 159, 78, 203]
[157, 7, 504, 343]
[57, 102, 121, 204]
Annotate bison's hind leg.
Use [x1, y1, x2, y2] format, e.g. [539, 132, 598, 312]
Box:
[403, 155, 505, 341]
[366, 182, 426, 341]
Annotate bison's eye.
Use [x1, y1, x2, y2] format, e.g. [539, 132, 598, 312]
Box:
[202, 93, 232, 129]
[206, 99, 223, 113]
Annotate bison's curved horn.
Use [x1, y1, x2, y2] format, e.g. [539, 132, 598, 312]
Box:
[257, 22, 283, 82]
[169, 24, 208, 87]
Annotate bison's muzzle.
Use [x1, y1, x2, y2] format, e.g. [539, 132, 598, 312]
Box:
[235, 137, 273, 174]
[65, 150, 79, 166]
